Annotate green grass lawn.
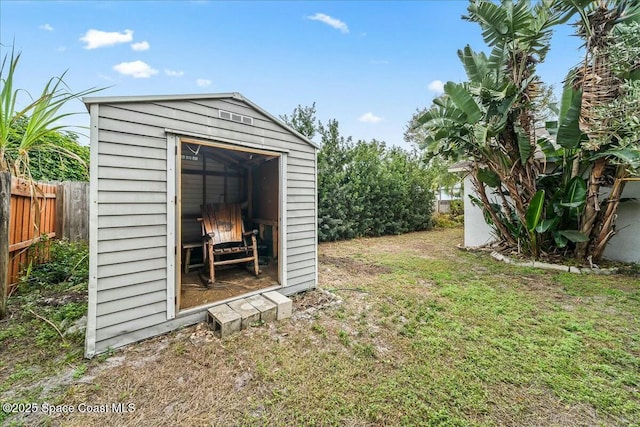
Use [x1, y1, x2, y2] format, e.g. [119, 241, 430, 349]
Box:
[2, 228, 638, 426]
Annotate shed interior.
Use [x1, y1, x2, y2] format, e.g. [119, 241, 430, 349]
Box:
[178, 140, 280, 310]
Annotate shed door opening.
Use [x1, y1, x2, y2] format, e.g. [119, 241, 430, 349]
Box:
[177, 140, 281, 311]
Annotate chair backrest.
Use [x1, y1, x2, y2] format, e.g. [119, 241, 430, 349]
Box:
[201, 203, 243, 245]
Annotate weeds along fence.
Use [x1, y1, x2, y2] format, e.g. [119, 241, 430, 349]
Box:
[4, 177, 88, 293]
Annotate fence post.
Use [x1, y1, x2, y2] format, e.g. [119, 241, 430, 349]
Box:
[0, 172, 10, 319]
[55, 183, 64, 240]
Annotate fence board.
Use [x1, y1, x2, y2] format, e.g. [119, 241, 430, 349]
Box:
[6, 177, 58, 292]
[55, 182, 89, 242]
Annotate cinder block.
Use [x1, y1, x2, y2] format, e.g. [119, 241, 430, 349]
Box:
[227, 299, 261, 329]
[246, 295, 277, 322]
[262, 291, 292, 320]
[208, 305, 241, 337]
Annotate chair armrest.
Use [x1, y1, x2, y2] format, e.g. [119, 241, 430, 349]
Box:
[243, 230, 259, 236]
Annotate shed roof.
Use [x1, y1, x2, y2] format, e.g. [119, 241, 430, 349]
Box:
[83, 92, 319, 149]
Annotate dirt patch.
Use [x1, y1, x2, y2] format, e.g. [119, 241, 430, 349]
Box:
[39, 291, 86, 306]
[488, 384, 612, 426]
[180, 263, 278, 310]
[291, 288, 342, 312]
[319, 255, 391, 276]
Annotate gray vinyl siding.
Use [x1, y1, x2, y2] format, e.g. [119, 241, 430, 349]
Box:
[89, 95, 317, 355]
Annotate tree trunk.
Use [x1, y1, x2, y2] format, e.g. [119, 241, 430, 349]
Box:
[0, 172, 10, 319]
[591, 168, 627, 262]
[576, 157, 607, 259]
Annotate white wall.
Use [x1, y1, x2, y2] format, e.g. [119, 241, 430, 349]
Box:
[463, 175, 496, 247]
[603, 181, 640, 263]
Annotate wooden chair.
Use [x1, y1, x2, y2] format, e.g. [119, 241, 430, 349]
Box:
[199, 203, 259, 284]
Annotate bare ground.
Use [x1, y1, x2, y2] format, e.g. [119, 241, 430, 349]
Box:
[4, 228, 639, 426]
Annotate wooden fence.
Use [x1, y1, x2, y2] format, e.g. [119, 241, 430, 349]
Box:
[8, 178, 57, 291]
[5, 179, 89, 292]
[55, 181, 89, 243]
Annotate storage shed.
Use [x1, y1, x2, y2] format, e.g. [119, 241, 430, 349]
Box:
[83, 93, 318, 357]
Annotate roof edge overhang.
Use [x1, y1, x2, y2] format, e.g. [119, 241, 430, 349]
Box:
[83, 92, 319, 149]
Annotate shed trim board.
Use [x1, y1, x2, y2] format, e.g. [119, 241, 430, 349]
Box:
[314, 144, 319, 288]
[175, 139, 182, 312]
[174, 135, 285, 313]
[170, 130, 291, 155]
[85, 103, 99, 358]
[84, 93, 318, 356]
[166, 133, 177, 320]
[280, 153, 288, 287]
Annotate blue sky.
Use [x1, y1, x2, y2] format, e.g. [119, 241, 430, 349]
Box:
[1, 1, 584, 147]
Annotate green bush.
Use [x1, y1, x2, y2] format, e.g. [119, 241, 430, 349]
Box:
[282, 105, 436, 242]
[6, 117, 89, 182]
[317, 120, 435, 241]
[21, 239, 89, 290]
[449, 200, 464, 217]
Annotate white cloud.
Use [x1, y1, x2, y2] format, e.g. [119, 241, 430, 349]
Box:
[165, 69, 184, 77]
[40, 24, 54, 31]
[131, 41, 150, 51]
[358, 112, 383, 124]
[80, 29, 134, 49]
[113, 60, 158, 78]
[307, 13, 349, 33]
[427, 80, 445, 94]
[196, 78, 212, 87]
[56, 46, 67, 52]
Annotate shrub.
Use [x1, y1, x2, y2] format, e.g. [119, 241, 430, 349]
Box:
[317, 120, 435, 241]
[282, 105, 436, 242]
[449, 199, 464, 217]
[21, 239, 89, 290]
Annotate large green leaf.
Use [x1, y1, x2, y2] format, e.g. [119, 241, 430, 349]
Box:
[526, 189, 545, 232]
[444, 82, 482, 124]
[458, 45, 487, 83]
[556, 84, 584, 149]
[474, 124, 488, 145]
[557, 70, 576, 123]
[487, 43, 507, 82]
[517, 129, 531, 165]
[545, 120, 558, 135]
[477, 168, 501, 188]
[466, 0, 509, 47]
[538, 137, 561, 162]
[553, 230, 568, 248]
[418, 97, 466, 126]
[558, 230, 589, 242]
[535, 217, 559, 233]
[591, 149, 640, 168]
[559, 176, 587, 209]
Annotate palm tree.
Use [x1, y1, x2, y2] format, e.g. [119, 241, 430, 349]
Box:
[0, 48, 99, 319]
[419, 0, 564, 256]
